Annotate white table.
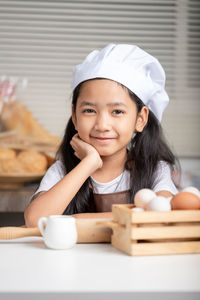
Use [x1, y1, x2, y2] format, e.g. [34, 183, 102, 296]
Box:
[0, 237, 200, 300]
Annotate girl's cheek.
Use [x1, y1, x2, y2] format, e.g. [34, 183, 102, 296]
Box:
[76, 128, 90, 143]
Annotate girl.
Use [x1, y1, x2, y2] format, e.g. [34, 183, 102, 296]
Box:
[24, 44, 180, 227]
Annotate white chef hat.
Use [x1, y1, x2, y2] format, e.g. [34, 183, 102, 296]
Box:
[72, 43, 169, 122]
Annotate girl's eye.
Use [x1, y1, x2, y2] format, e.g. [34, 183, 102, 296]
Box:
[83, 109, 95, 113]
[113, 109, 124, 115]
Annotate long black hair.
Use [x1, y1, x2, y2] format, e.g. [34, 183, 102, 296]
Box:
[56, 79, 180, 215]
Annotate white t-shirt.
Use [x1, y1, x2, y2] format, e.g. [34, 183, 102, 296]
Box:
[31, 160, 178, 200]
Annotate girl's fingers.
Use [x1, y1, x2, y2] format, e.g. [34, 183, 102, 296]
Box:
[70, 135, 85, 155]
[71, 134, 80, 145]
[74, 152, 81, 159]
[72, 133, 79, 140]
[71, 134, 89, 150]
[70, 134, 79, 146]
[70, 140, 80, 151]
[70, 141, 79, 157]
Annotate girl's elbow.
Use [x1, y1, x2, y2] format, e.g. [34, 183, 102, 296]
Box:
[24, 207, 38, 228]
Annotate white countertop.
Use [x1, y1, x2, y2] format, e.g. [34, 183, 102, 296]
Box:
[0, 237, 200, 299]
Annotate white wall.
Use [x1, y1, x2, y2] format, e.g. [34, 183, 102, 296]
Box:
[0, 0, 199, 157]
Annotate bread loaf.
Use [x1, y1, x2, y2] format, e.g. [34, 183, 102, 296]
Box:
[0, 158, 24, 174]
[0, 148, 48, 175]
[17, 150, 48, 173]
[0, 148, 16, 160]
[1, 100, 60, 144]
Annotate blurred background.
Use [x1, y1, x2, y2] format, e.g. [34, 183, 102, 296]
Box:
[0, 0, 199, 225]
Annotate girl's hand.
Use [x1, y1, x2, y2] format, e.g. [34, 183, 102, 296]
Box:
[70, 133, 103, 169]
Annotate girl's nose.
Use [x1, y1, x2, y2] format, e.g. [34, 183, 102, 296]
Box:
[94, 113, 112, 131]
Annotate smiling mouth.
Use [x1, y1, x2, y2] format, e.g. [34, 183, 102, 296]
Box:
[91, 136, 115, 142]
[92, 136, 115, 140]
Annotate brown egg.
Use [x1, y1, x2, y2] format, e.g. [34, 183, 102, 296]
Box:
[171, 192, 200, 210]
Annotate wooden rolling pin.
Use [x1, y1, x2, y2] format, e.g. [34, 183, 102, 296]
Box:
[0, 218, 112, 243]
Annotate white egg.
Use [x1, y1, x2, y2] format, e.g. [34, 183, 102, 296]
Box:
[146, 196, 171, 211]
[134, 189, 156, 209]
[182, 186, 200, 198]
[131, 207, 144, 212]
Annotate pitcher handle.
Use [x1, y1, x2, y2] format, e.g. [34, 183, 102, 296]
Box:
[38, 217, 47, 237]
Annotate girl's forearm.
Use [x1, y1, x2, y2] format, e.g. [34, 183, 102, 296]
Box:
[24, 156, 100, 227]
[72, 212, 113, 219]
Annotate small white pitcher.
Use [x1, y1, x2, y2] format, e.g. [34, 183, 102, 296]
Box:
[38, 215, 77, 250]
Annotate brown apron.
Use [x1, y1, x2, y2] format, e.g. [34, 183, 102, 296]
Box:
[92, 190, 130, 212]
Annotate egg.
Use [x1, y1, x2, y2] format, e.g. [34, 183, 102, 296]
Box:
[171, 192, 200, 210]
[146, 196, 171, 211]
[134, 189, 156, 209]
[131, 207, 144, 212]
[181, 186, 200, 198]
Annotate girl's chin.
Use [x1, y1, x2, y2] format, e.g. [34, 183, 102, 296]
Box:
[95, 146, 128, 158]
[95, 149, 115, 157]
[92, 147, 109, 156]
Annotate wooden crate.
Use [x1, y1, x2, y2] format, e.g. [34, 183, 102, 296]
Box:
[106, 204, 200, 256]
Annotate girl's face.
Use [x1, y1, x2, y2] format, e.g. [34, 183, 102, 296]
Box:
[72, 79, 148, 157]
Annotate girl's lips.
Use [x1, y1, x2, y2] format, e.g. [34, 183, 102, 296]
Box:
[91, 136, 115, 143]
[94, 137, 113, 139]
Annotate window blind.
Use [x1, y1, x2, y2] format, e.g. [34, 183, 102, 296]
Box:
[0, 0, 199, 156]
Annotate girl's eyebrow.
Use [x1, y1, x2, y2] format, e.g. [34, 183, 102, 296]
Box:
[79, 101, 127, 108]
[79, 101, 96, 107]
[108, 102, 128, 108]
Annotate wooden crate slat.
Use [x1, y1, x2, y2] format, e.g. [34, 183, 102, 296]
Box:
[112, 204, 200, 224]
[131, 225, 200, 239]
[130, 210, 200, 223]
[130, 241, 200, 256]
